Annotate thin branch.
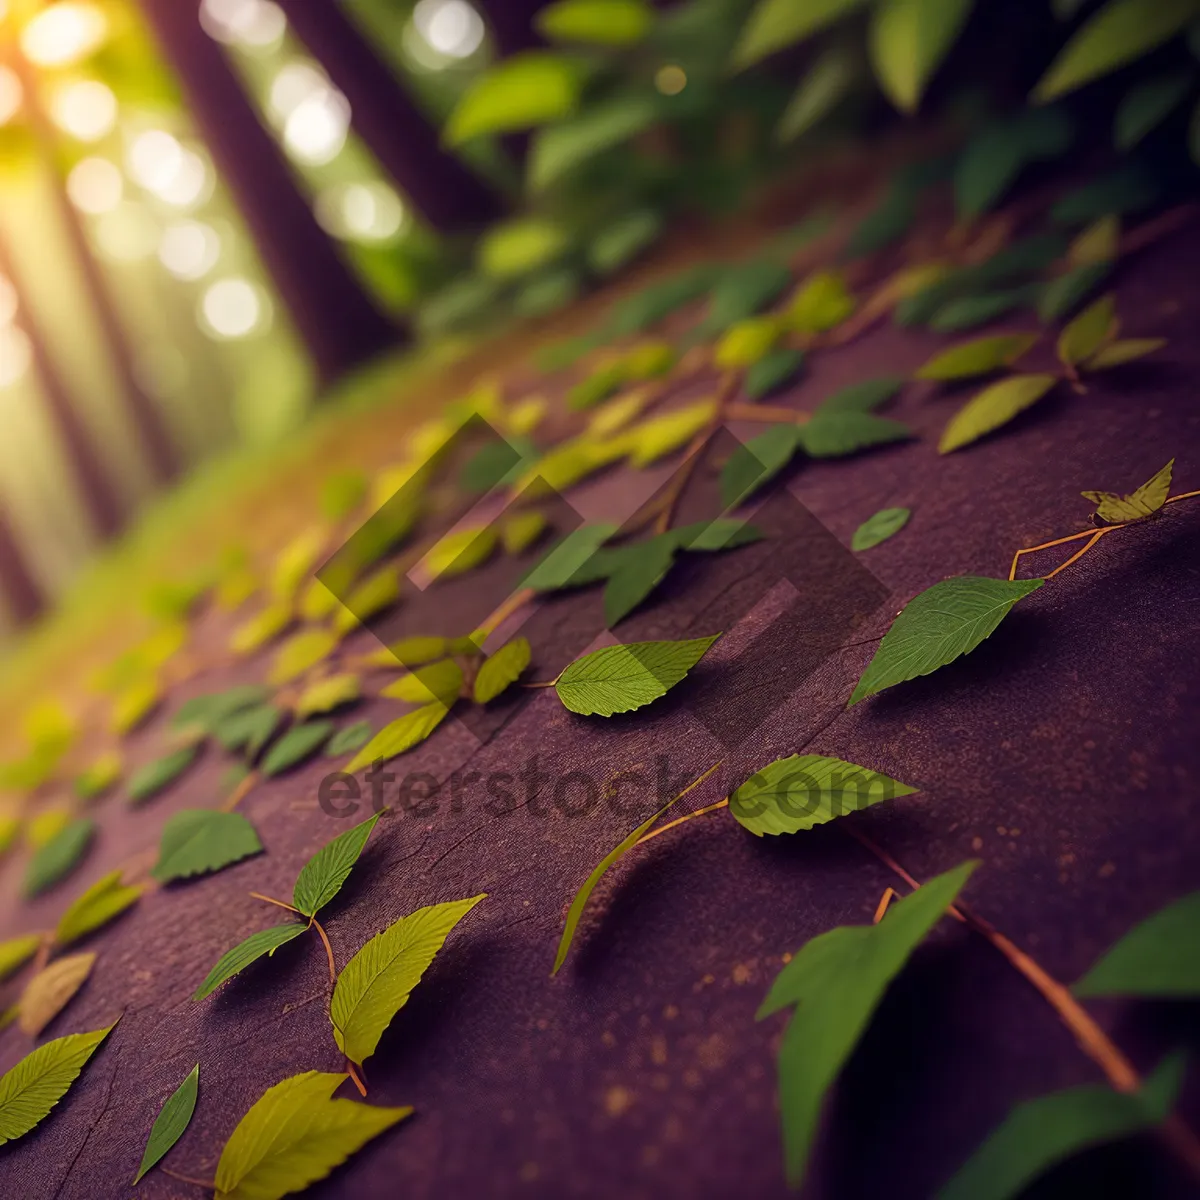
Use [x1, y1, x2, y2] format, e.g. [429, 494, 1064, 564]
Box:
[637, 797, 729, 845]
[872, 887, 899, 924]
[346, 1060, 368, 1096]
[1040, 529, 1110, 581]
[476, 586, 535, 641]
[311, 917, 336, 984]
[250, 892, 303, 915]
[162, 1167, 217, 1188]
[221, 770, 259, 813]
[1009, 528, 1102, 581]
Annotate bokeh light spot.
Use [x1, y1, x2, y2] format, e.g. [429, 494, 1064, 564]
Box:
[48, 79, 117, 141]
[200, 277, 268, 339]
[315, 181, 405, 242]
[66, 156, 123, 214]
[159, 221, 221, 280]
[20, 3, 109, 68]
[655, 65, 687, 96]
[0, 66, 23, 128]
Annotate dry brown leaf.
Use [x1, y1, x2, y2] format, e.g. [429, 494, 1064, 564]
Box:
[19, 952, 96, 1037]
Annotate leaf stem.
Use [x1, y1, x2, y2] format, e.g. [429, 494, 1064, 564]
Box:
[346, 1059, 368, 1096]
[1040, 529, 1111, 580]
[310, 916, 336, 984]
[250, 892, 303, 915]
[475, 586, 535, 642]
[220, 769, 259, 813]
[842, 824, 1200, 1182]
[636, 798, 729, 845]
[725, 402, 809, 424]
[161, 1167, 217, 1188]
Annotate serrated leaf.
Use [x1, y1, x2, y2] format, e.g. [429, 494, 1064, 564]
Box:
[850, 576, 1043, 704]
[381, 659, 464, 707]
[939, 374, 1059, 453]
[295, 673, 361, 719]
[268, 629, 341, 687]
[332, 567, 401, 637]
[1038, 262, 1112, 322]
[800, 411, 911, 458]
[1033, 0, 1199, 102]
[721, 425, 803, 508]
[916, 333, 1039, 381]
[345, 703, 451, 773]
[1074, 891, 1200, 997]
[745, 348, 805, 399]
[292, 812, 383, 918]
[127, 745, 201, 807]
[714, 316, 783, 369]
[18, 951, 95, 1037]
[730, 754, 917, 835]
[24, 818, 94, 898]
[602, 538, 677, 627]
[786, 270, 855, 333]
[474, 638, 532, 704]
[556, 634, 720, 716]
[732, 0, 869, 70]
[622, 398, 717, 467]
[332, 896, 486, 1065]
[869, 0, 974, 112]
[817, 375, 904, 414]
[74, 751, 122, 802]
[1085, 337, 1166, 369]
[522, 524, 618, 591]
[326, 721, 374, 757]
[261, 721, 334, 778]
[213, 1070, 411, 1200]
[446, 52, 583, 143]
[1115, 71, 1193, 149]
[230, 601, 293, 656]
[1081, 458, 1173, 524]
[529, 93, 658, 190]
[153, 810, 264, 883]
[214, 705, 283, 760]
[172, 685, 271, 735]
[134, 1062, 199, 1184]
[0, 934, 42, 983]
[553, 764, 718, 973]
[193, 923, 307, 1001]
[777, 43, 860, 141]
[938, 1054, 1185, 1200]
[501, 511, 548, 555]
[1057, 293, 1116, 367]
[55, 870, 143, 945]
[852, 506, 911, 551]
[424, 527, 498, 580]
[0, 1023, 116, 1146]
[759, 862, 975, 1187]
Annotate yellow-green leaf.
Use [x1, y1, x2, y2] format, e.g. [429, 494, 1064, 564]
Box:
[869, 0, 975, 112]
[1068, 214, 1120, 266]
[732, 0, 869, 70]
[446, 52, 584, 143]
[1081, 458, 1174, 524]
[345, 703, 451, 772]
[0, 934, 42, 983]
[785, 270, 855, 333]
[622, 398, 718, 467]
[74, 751, 122, 802]
[381, 659, 464, 706]
[55, 870, 143, 946]
[0, 1022, 117, 1146]
[270, 528, 326, 603]
[473, 638, 532, 704]
[536, 0, 651, 44]
[332, 567, 402, 636]
[916, 333, 1039, 381]
[194, 923, 306, 1001]
[268, 628, 341, 687]
[18, 951, 95, 1037]
[1084, 337, 1166, 369]
[332, 896, 486, 1066]
[776, 43, 861, 142]
[230, 601, 293, 656]
[714, 316, 783, 369]
[295, 673, 362, 718]
[1057, 293, 1116, 367]
[109, 675, 161, 735]
[424, 527, 498, 580]
[501, 511, 548, 555]
[939, 374, 1059, 453]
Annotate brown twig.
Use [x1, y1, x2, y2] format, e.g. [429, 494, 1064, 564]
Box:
[250, 892, 302, 915]
[161, 1167, 217, 1188]
[310, 916, 337, 984]
[346, 1060, 368, 1096]
[220, 769, 259, 813]
[636, 797, 729, 845]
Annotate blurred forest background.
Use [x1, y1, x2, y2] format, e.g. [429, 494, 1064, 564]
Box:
[0, 0, 1196, 642]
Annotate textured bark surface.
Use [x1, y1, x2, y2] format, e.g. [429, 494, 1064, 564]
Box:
[0, 217, 1198, 1200]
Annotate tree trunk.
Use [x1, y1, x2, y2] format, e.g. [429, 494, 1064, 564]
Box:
[138, 0, 402, 389]
[0, 506, 44, 625]
[11, 54, 181, 488]
[275, 0, 502, 230]
[478, 0, 546, 57]
[0, 224, 124, 539]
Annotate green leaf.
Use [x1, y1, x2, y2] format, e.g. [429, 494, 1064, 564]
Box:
[331, 896, 486, 1066]
[841, 182, 919, 259]
[915, 333, 1039, 381]
[1075, 891, 1200, 997]
[852, 506, 911, 551]
[446, 52, 584, 143]
[536, 0, 652, 44]
[24, 818, 95, 898]
[193, 923, 307, 1001]
[1081, 458, 1174, 524]
[623, 398, 718, 468]
[556, 634, 720, 716]
[567, 363, 624, 411]
[153, 810, 264, 883]
[850, 576, 1043, 704]
[172, 685, 271, 735]
[1057, 293, 1116, 367]
[127, 745, 200, 806]
[230, 601, 293, 656]
[938, 1055, 1185, 1200]
[522, 524, 618, 591]
[0, 934, 41, 982]
[134, 1063, 199, 1184]
[732, 0, 869, 70]
[529, 94, 658, 191]
[295, 673, 362, 719]
[745, 348, 805, 399]
[326, 721, 374, 757]
[714, 316, 783, 369]
[673, 519, 764, 552]
[700, 260, 793, 336]
[0, 1022, 117, 1147]
[214, 704, 283, 760]
[380, 659, 464, 707]
[776, 43, 860, 142]
[214, 1070, 411, 1200]
[344, 703, 451, 773]
[1115, 71, 1194, 149]
[55, 870, 143, 945]
[730, 754, 917, 835]
[759, 862, 976, 1187]
[928, 286, 1042, 333]
[721, 425, 803, 508]
[785, 270, 855, 334]
[553, 764, 717, 973]
[602, 538, 677, 627]
[603, 266, 718, 337]
[1050, 164, 1161, 226]
[1037, 262, 1112, 322]
[1069, 214, 1121, 267]
[474, 638, 532, 704]
[293, 812, 383, 918]
[460, 437, 535, 494]
[268, 628, 341, 687]
[1085, 337, 1166, 369]
[332, 567, 401, 636]
[74, 751, 122, 802]
[18, 951, 95, 1036]
[424, 526, 498, 579]
[869, 0, 975, 113]
[261, 721, 334, 778]
[1033, 0, 1200, 102]
[816, 375, 904, 414]
[587, 207, 663, 276]
[799, 412, 911, 458]
[939, 374, 1059, 453]
[478, 217, 570, 279]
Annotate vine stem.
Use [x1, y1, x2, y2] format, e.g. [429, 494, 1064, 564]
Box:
[841, 825, 1200, 1182]
[310, 917, 336, 984]
[250, 891, 302, 914]
[476, 586, 535, 642]
[162, 1167, 217, 1188]
[637, 798, 729, 845]
[346, 1060, 368, 1096]
[221, 770, 259, 813]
